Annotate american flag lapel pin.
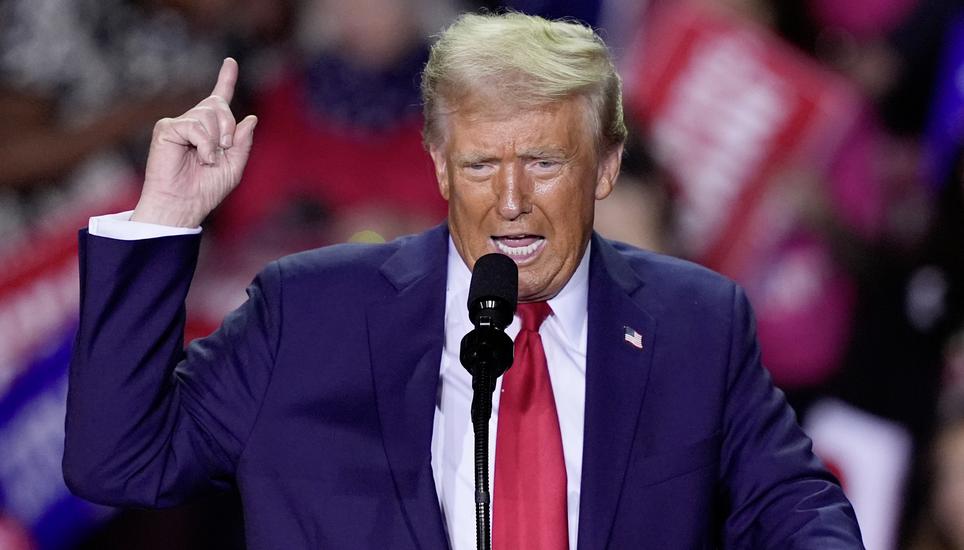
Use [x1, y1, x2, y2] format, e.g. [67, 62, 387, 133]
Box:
[623, 326, 643, 349]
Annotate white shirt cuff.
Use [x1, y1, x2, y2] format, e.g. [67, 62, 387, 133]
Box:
[88, 211, 202, 240]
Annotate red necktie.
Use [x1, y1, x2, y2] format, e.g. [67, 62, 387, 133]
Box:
[493, 301, 569, 550]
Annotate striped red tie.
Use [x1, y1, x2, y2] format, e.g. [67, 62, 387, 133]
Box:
[493, 301, 569, 550]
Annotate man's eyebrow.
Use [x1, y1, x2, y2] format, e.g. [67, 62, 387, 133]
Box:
[455, 152, 497, 165]
[518, 147, 568, 159]
[454, 148, 571, 165]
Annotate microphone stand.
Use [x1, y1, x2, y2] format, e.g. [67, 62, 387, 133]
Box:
[471, 365, 494, 550]
[461, 318, 513, 550]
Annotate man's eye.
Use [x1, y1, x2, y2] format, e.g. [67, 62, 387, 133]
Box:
[532, 159, 562, 172]
[465, 162, 493, 174]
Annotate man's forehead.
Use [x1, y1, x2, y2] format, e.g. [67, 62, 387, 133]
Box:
[445, 97, 557, 124]
[439, 96, 590, 146]
[452, 86, 588, 116]
[450, 124, 581, 164]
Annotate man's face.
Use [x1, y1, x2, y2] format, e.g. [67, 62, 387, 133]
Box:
[430, 96, 621, 302]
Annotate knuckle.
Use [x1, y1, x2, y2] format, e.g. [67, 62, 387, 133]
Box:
[192, 105, 215, 119]
[180, 117, 208, 136]
[198, 101, 233, 121]
[152, 117, 173, 137]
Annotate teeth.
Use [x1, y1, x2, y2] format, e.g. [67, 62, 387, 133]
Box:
[495, 238, 544, 257]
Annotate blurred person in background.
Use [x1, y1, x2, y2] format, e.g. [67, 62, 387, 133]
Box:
[626, 1, 880, 444]
[593, 129, 675, 254]
[212, 0, 459, 251]
[186, 0, 462, 336]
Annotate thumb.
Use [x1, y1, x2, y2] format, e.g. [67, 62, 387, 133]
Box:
[227, 114, 258, 164]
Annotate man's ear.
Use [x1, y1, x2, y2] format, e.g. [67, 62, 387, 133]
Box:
[594, 144, 623, 200]
[429, 146, 450, 201]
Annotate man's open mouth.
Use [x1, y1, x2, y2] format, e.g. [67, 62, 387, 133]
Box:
[492, 235, 546, 260]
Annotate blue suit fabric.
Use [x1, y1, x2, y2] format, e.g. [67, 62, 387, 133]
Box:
[64, 223, 863, 549]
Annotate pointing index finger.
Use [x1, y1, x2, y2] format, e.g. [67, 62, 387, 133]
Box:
[211, 57, 238, 104]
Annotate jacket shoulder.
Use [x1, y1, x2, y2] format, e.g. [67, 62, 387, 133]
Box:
[275, 238, 404, 281]
[604, 239, 739, 314]
[265, 226, 444, 300]
[611, 240, 734, 287]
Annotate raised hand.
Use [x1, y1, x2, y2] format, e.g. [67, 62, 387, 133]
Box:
[132, 58, 257, 228]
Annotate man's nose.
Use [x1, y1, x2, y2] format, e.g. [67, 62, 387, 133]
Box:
[495, 163, 532, 220]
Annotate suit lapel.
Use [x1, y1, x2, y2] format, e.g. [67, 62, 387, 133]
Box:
[367, 225, 450, 550]
[577, 235, 658, 550]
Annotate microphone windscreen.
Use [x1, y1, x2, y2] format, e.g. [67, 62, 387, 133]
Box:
[468, 253, 518, 312]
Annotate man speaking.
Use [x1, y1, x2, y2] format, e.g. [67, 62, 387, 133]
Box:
[63, 12, 864, 549]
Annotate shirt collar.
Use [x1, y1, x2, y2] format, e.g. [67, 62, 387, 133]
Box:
[546, 242, 590, 346]
[445, 237, 590, 344]
[446, 238, 473, 296]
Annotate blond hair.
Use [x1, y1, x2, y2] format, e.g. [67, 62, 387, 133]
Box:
[421, 12, 626, 151]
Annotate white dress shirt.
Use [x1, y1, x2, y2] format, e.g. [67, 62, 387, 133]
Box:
[434, 239, 588, 550]
[88, 212, 589, 550]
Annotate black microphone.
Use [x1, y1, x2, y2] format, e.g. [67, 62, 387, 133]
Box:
[461, 253, 517, 382]
[467, 252, 517, 328]
[459, 253, 517, 550]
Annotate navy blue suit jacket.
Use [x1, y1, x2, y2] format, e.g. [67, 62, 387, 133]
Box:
[64, 224, 863, 549]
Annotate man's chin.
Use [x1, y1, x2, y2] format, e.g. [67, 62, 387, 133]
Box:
[517, 276, 559, 303]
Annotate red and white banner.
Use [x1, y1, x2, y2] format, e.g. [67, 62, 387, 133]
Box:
[626, 1, 861, 276]
[0, 166, 137, 549]
[0, 182, 137, 393]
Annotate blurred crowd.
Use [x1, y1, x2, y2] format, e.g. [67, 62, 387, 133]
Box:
[0, 0, 963, 548]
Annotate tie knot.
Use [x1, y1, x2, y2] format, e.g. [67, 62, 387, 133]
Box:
[517, 301, 551, 332]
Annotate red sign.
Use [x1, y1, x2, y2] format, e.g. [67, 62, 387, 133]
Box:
[626, 1, 860, 276]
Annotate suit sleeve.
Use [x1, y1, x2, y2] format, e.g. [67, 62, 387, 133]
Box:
[720, 285, 864, 548]
[63, 230, 281, 507]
